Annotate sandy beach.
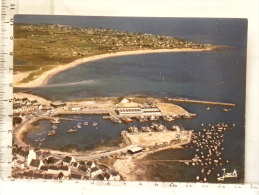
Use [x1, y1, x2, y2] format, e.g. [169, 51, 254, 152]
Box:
[14, 47, 217, 88]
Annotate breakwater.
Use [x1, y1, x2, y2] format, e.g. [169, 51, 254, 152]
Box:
[169, 98, 235, 107]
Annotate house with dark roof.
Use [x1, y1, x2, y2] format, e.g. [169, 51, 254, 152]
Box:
[90, 167, 102, 178]
[71, 162, 80, 169]
[103, 172, 111, 181]
[86, 161, 96, 169]
[70, 173, 83, 180]
[29, 159, 44, 170]
[41, 151, 52, 160]
[39, 165, 48, 173]
[95, 174, 106, 181]
[62, 156, 76, 166]
[16, 149, 29, 162]
[57, 172, 64, 180]
[78, 165, 90, 176]
[107, 169, 121, 181]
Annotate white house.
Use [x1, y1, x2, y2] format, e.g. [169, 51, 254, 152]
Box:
[107, 169, 121, 181]
[27, 149, 37, 166]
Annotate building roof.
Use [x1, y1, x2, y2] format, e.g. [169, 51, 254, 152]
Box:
[78, 165, 88, 173]
[57, 172, 64, 179]
[29, 159, 41, 168]
[17, 150, 29, 157]
[86, 161, 94, 166]
[71, 162, 78, 168]
[70, 173, 82, 180]
[95, 174, 105, 180]
[108, 169, 118, 176]
[63, 156, 72, 163]
[40, 166, 48, 171]
[50, 101, 66, 107]
[48, 165, 59, 170]
[59, 166, 69, 171]
[103, 172, 111, 180]
[128, 147, 143, 153]
[91, 167, 100, 173]
[41, 151, 52, 159]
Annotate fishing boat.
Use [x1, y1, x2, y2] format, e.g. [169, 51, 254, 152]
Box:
[92, 122, 98, 127]
[122, 117, 133, 123]
[162, 115, 174, 121]
[84, 122, 89, 126]
[67, 129, 77, 133]
[48, 130, 58, 136]
[77, 124, 82, 128]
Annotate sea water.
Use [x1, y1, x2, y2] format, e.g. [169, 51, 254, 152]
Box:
[14, 16, 247, 183]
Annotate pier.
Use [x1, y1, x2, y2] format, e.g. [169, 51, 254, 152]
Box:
[169, 98, 235, 107]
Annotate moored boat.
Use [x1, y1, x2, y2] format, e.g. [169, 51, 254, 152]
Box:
[67, 129, 77, 133]
[48, 129, 58, 136]
[122, 117, 133, 123]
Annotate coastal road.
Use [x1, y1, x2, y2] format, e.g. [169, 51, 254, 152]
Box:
[50, 145, 136, 161]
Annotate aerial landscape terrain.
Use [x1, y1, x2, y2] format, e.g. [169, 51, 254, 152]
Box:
[12, 16, 247, 183]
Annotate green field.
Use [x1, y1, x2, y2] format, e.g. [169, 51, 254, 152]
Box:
[14, 23, 211, 83]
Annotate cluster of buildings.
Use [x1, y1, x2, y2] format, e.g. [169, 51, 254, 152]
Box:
[12, 147, 122, 181]
[13, 97, 46, 114]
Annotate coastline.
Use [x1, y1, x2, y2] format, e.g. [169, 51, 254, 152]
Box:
[14, 47, 219, 88]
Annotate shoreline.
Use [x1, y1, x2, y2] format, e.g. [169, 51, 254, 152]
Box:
[14, 47, 219, 88]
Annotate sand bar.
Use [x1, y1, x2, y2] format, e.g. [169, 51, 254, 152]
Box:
[14, 47, 218, 88]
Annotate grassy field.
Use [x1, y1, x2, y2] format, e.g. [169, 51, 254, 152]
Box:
[14, 23, 211, 83]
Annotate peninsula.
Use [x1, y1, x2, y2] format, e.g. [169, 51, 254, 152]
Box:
[14, 23, 218, 87]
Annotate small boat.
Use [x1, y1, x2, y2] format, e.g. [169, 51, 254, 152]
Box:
[67, 129, 77, 133]
[92, 122, 98, 127]
[77, 124, 81, 128]
[206, 107, 211, 110]
[48, 130, 58, 136]
[52, 125, 58, 130]
[223, 108, 229, 112]
[84, 122, 89, 126]
[122, 117, 133, 123]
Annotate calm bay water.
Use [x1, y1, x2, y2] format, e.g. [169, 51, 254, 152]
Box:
[14, 16, 247, 182]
